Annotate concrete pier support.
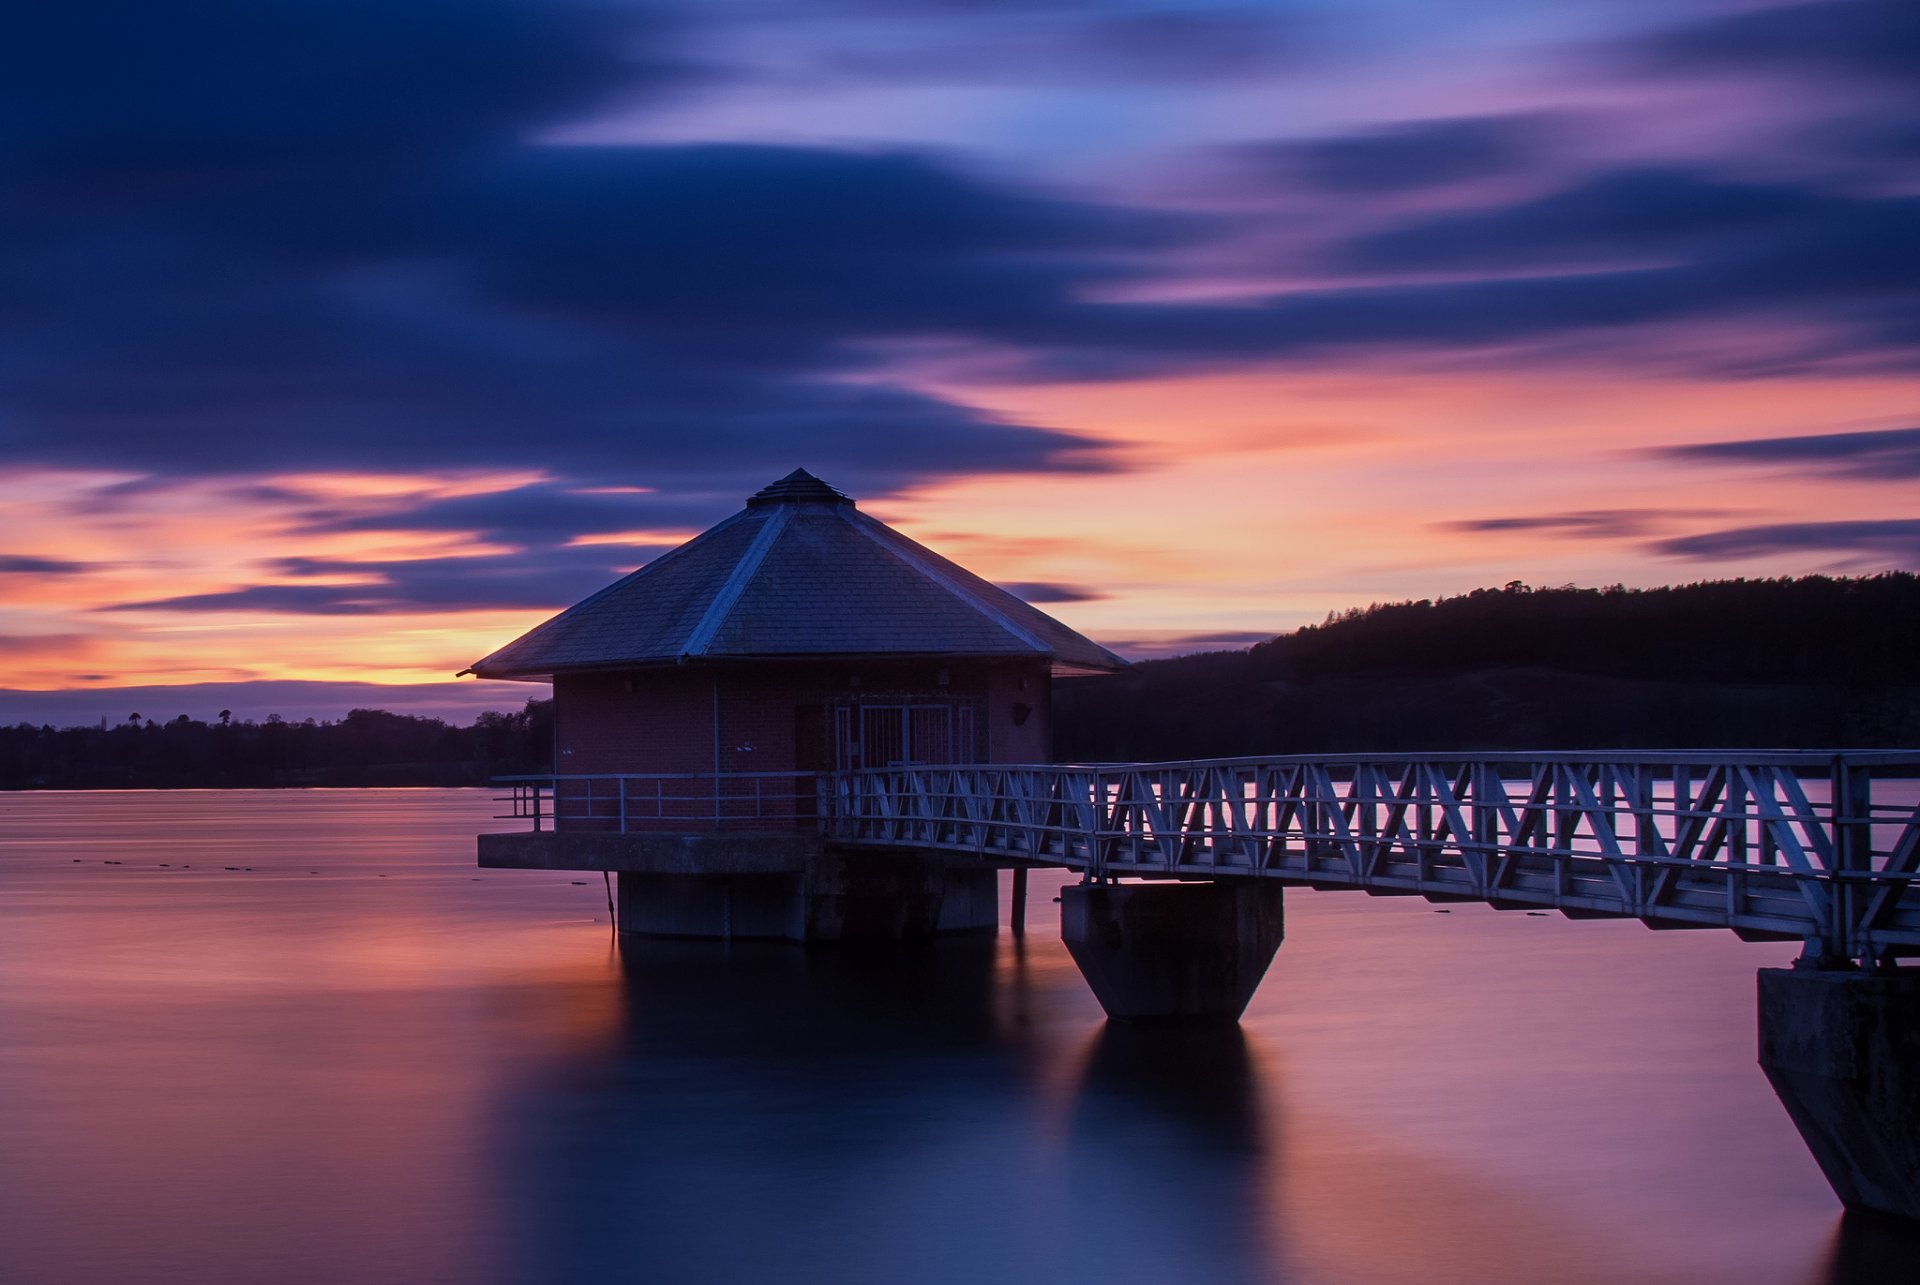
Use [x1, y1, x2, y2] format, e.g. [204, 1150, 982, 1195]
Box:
[1061, 881, 1285, 1024]
[617, 871, 805, 940]
[1758, 966, 1920, 1222]
[615, 850, 998, 942]
[483, 830, 998, 943]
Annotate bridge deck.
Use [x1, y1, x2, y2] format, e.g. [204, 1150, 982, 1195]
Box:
[821, 751, 1920, 967]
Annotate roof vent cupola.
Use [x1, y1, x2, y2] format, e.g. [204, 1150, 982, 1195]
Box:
[745, 468, 854, 509]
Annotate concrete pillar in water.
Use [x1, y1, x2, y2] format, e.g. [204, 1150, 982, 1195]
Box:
[617, 871, 806, 940]
[1061, 880, 1285, 1024]
[1758, 966, 1920, 1222]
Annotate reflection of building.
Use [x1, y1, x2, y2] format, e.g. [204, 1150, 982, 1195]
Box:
[467, 469, 1126, 939]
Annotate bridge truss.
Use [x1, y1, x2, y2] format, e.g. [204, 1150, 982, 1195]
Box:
[823, 752, 1920, 967]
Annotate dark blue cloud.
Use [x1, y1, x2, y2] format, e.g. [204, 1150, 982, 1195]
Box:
[450, 143, 1182, 337]
[1260, 166, 1920, 367]
[107, 586, 402, 617]
[9, 140, 1914, 485]
[0, 555, 89, 574]
[1655, 518, 1920, 563]
[0, 136, 1139, 490]
[1343, 168, 1835, 271]
[1002, 581, 1104, 603]
[106, 546, 660, 615]
[741, 2, 1305, 86]
[1440, 510, 1703, 540]
[3, 0, 1917, 524]
[2, 0, 656, 176]
[292, 485, 734, 546]
[1046, 8, 1302, 79]
[0, 1, 1132, 498]
[1659, 425, 1920, 480]
[1131, 176, 1914, 361]
[1233, 114, 1561, 194]
[1637, 0, 1920, 82]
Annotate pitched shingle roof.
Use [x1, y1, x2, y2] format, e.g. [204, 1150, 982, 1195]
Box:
[464, 470, 1128, 679]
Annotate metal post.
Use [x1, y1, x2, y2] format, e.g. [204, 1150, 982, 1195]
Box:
[1831, 757, 1873, 873]
[1089, 770, 1106, 882]
[1831, 756, 1874, 965]
[1011, 866, 1029, 936]
[1472, 762, 1496, 894]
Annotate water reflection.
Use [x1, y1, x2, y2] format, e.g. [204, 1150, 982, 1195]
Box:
[493, 937, 1296, 1285]
[1062, 1023, 1285, 1281]
[496, 936, 1036, 1285]
[0, 793, 1895, 1285]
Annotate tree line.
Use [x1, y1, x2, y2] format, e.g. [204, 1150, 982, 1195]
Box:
[0, 701, 553, 789]
[1054, 574, 1920, 760]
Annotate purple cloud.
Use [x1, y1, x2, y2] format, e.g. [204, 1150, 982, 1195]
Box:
[1658, 425, 1920, 480]
[0, 555, 89, 574]
[1654, 518, 1920, 564]
[104, 547, 661, 615]
[1440, 510, 1712, 540]
[1002, 581, 1105, 604]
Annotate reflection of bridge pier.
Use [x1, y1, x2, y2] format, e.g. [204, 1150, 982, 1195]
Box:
[1060, 1022, 1289, 1280]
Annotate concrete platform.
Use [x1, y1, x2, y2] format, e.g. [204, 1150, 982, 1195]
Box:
[478, 831, 997, 943]
[479, 829, 822, 875]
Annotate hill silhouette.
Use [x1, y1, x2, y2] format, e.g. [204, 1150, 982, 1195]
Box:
[1055, 574, 1920, 760]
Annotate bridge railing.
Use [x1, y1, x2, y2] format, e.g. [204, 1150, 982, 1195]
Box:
[821, 751, 1920, 966]
[495, 772, 821, 833]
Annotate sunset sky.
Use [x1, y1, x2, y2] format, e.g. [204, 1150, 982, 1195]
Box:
[2, 0, 1916, 724]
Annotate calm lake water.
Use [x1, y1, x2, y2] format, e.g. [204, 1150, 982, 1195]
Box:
[1, 789, 1914, 1284]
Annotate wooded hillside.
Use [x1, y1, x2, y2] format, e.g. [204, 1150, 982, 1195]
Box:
[0, 701, 553, 789]
[1055, 575, 1920, 760]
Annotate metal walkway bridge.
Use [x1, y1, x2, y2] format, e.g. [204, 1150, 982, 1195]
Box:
[822, 750, 1920, 969]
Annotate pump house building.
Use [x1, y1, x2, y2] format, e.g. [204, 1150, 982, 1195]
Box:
[470, 469, 1126, 940]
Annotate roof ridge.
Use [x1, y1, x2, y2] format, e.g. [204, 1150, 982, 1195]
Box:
[841, 508, 1051, 654]
[457, 508, 752, 676]
[678, 504, 792, 659]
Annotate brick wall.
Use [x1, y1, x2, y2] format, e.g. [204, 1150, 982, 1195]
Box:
[556, 657, 1055, 777]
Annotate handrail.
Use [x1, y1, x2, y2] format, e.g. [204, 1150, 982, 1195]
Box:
[493, 771, 821, 834]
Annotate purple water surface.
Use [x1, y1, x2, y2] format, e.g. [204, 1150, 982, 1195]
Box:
[0, 789, 1911, 1284]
